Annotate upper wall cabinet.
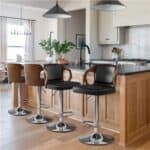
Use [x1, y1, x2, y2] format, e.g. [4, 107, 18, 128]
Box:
[114, 1, 150, 27]
[99, 12, 121, 45]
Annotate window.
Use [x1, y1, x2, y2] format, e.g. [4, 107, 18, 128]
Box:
[7, 23, 26, 61]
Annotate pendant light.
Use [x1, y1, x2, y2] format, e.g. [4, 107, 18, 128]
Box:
[43, 0, 71, 19]
[93, 0, 126, 11]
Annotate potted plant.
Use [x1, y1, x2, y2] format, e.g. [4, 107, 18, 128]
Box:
[52, 40, 75, 64]
[39, 37, 54, 62]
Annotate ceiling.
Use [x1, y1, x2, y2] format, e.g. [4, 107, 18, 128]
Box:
[1, 0, 86, 9]
[1, 0, 55, 9]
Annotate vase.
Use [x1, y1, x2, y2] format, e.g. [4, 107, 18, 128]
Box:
[46, 56, 53, 63]
[112, 53, 119, 60]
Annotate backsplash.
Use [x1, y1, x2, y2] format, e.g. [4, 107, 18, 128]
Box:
[101, 26, 150, 59]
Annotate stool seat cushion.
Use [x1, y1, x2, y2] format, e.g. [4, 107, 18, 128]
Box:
[73, 84, 115, 96]
[46, 80, 79, 90]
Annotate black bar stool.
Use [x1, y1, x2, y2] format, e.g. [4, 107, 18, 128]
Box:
[7, 63, 31, 116]
[24, 64, 50, 124]
[73, 64, 118, 145]
[44, 64, 79, 132]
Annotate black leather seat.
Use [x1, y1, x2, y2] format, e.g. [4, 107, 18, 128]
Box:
[73, 84, 115, 96]
[73, 64, 118, 146]
[46, 80, 78, 90]
[44, 64, 79, 133]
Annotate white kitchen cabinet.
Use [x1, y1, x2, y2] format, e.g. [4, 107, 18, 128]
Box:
[99, 11, 121, 45]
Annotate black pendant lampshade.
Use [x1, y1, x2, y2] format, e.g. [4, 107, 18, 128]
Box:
[93, 0, 126, 11]
[43, 1, 71, 19]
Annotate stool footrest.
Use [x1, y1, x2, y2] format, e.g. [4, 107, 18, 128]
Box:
[63, 111, 74, 117]
[83, 120, 94, 126]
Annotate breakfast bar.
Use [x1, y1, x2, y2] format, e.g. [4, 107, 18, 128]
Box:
[12, 64, 150, 146]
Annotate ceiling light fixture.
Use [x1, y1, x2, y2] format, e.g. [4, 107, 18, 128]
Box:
[43, 0, 71, 19]
[93, 0, 126, 11]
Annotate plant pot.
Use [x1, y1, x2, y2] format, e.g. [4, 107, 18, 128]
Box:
[57, 55, 69, 64]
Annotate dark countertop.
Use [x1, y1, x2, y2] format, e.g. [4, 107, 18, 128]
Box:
[90, 58, 150, 62]
[91, 59, 150, 66]
[69, 64, 150, 75]
[5, 61, 150, 76]
[118, 65, 150, 75]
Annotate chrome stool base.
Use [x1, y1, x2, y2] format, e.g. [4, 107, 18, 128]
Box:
[8, 107, 31, 116]
[27, 115, 50, 124]
[46, 121, 75, 133]
[79, 133, 113, 145]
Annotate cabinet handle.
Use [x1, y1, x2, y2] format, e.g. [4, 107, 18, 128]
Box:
[105, 38, 110, 40]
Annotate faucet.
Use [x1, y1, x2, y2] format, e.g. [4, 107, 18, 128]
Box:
[49, 32, 54, 56]
[79, 42, 91, 66]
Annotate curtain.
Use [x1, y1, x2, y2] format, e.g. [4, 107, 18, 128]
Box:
[24, 20, 34, 61]
[0, 17, 7, 62]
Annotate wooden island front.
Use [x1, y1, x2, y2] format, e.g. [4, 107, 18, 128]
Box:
[12, 67, 150, 146]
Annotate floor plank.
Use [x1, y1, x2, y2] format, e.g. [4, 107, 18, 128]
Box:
[0, 84, 150, 150]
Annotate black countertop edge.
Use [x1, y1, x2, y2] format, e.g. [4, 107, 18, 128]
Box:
[69, 65, 150, 76]
[112, 66, 150, 75]
[90, 59, 150, 62]
[119, 69, 150, 75]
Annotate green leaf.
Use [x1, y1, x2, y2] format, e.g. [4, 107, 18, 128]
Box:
[39, 38, 75, 55]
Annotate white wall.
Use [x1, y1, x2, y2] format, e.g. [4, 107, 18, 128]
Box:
[0, 3, 57, 61]
[58, 0, 102, 63]
[86, 0, 101, 61]
[58, 9, 85, 63]
[101, 26, 150, 59]
[1, 0, 102, 62]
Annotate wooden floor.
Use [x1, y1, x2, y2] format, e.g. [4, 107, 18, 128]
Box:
[0, 84, 150, 150]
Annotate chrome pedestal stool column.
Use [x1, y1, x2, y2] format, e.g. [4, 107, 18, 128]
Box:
[79, 96, 113, 145]
[47, 90, 75, 132]
[24, 64, 50, 124]
[44, 64, 79, 133]
[27, 86, 49, 124]
[8, 83, 31, 116]
[7, 63, 31, 116]
[73, 64, 118, 145]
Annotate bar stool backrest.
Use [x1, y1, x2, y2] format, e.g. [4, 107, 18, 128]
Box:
[95, 64, 117, 86]
[44, 64, 64, 82]
[24, 64, 44, 86]
[7, 63, 25, 83]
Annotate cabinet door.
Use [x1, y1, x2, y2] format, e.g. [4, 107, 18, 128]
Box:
[83, 72, 95, 120]
[69, 71, 84, 120]
[51, 90, 70, 112]
[99, 12, 120, 45]
[41, 87, 52, 109]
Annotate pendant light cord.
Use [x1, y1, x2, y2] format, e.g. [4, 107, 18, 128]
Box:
[20, 6, 23, 25]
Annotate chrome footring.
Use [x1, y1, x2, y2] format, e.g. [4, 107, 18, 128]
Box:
[79, 133, 114, 145]
[46, 121, 75, 133]
[27, 114, 50, 124]
[8, 107, 31, 116]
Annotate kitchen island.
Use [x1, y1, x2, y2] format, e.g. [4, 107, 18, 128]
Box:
[12, 64, 150, 146]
